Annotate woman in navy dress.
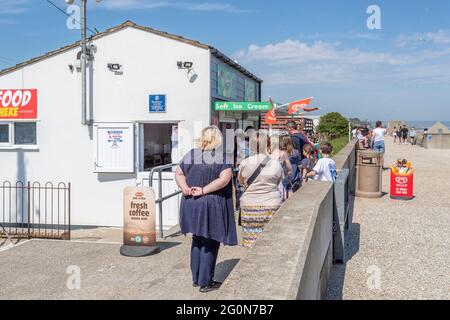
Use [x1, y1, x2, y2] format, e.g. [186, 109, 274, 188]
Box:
[175, 126, 238, 293]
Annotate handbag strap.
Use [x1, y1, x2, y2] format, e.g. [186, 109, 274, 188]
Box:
[243, 156, 271, 193]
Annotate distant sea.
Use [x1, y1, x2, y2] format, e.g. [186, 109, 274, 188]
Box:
[407, 121, 450, 130]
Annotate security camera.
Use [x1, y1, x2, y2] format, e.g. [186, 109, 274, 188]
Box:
[188, 69, 198, 83]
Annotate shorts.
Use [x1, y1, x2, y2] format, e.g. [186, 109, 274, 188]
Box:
[373, 141, 385, 153]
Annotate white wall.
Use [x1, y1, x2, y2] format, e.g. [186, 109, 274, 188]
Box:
[0, 26, 211, 227]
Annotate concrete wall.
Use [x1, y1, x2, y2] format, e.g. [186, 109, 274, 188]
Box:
[216, 140, 357, 300]
[423, 134, 450, 149]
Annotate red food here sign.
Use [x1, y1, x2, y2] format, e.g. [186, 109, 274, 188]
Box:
[0, 89, 38, 119]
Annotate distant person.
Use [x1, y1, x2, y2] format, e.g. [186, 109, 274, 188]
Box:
[238, 131, 283, 248]
[401, 126, 409, 144]
[269, 134, 293, 201]
[397, 126, 403, 144]
[175, 126, 238, 293]
[281, 136, 301, 196]
[286, 121, 312, 161]
[356, 127, 365, 148]
[409, 128, 417, 145]
[393, 127, 398, 144]
[372, 121, 387, 154]
[352, 127, 357, 139]
[301, 144, 316, 183]
[306, 142, 337, 182]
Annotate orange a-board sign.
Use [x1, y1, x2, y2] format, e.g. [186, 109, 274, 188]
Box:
[123, 187, 156, 247]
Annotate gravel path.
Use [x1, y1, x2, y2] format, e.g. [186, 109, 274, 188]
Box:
[326, 137, 450, 300]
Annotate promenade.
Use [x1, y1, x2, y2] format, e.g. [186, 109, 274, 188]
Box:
[326, 138, 450, 300]
[1, 137, 449, 300]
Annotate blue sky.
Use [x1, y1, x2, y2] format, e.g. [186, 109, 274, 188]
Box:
[1, 0, 450, 121]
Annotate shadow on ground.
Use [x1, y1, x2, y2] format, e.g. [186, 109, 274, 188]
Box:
[214, 258, 240, 283]
[325, 195, 361, 300]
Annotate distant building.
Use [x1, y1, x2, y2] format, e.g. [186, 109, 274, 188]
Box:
[388, 121, 407, 131]
[423, 122, 450, 149]
[349, 118, 370, 128]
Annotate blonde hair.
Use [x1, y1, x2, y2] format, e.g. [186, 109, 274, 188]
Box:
[269, 134, 281, 154]
[197, 126, 223, 150]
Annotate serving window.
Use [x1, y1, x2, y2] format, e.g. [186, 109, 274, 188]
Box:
[0, 121, 37, 148]
[141, 123, 177, 171]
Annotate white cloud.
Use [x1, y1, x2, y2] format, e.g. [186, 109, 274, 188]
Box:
[234, 38, 450, 87]
[424, 30, 450, 45]
[235, 39, 417, 66]
[101, 0, 248, 13]
[396, 30, 450, 47]
[0, 0, 31, 15]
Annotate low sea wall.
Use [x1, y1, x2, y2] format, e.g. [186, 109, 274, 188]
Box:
[216, 140, 357, 300]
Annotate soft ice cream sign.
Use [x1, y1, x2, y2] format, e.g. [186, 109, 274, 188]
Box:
[0, 89, 38, 119]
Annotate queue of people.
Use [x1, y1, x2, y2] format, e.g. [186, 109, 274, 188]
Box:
[175, 123, 337, 293]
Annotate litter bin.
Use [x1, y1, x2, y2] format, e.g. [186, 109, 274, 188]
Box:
[355, 150, 383, 198]
[390, 170, 414, 200]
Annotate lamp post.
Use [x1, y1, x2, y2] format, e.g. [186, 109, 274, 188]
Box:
[65, 0, 101, 125]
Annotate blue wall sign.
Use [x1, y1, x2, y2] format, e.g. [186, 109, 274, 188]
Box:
[149, 95, 166, 113]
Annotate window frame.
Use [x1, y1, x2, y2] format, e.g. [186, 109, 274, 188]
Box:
[0, 122, 12, 147]
[0, 121, 39, 150]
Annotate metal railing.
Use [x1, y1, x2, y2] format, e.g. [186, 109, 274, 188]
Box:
[0, 181, 71, 240]
[148, 164, 182, 239]
[333, 169, 351, 263]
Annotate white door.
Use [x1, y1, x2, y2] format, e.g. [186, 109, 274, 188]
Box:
[93, 123, 135, 173]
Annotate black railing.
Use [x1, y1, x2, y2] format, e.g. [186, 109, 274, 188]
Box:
[0, 181, 71, 240]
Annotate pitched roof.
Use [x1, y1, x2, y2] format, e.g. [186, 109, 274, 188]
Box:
[428, 122, 450, 134]
[0, 20, 262, 82]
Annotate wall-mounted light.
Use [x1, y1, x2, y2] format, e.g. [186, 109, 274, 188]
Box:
[177, 61, 194, 69]
[177, 61, 197, 83]
[107, 63, 122, 72]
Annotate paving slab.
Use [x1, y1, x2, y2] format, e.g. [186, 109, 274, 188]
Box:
[326, 138, 450, 300]
[0, 234, 245, 300]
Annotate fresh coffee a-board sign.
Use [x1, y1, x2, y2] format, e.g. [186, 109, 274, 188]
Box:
[120, 187, 160, 257]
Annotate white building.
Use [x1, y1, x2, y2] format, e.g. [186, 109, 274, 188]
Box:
[0, 21, 262, 229]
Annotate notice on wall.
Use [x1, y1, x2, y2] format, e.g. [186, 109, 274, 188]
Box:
[0, 89, 38, 119]
[149, 94, 166, 113]
[123, 187, 156, 247]
[107, 130, 124, 149]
